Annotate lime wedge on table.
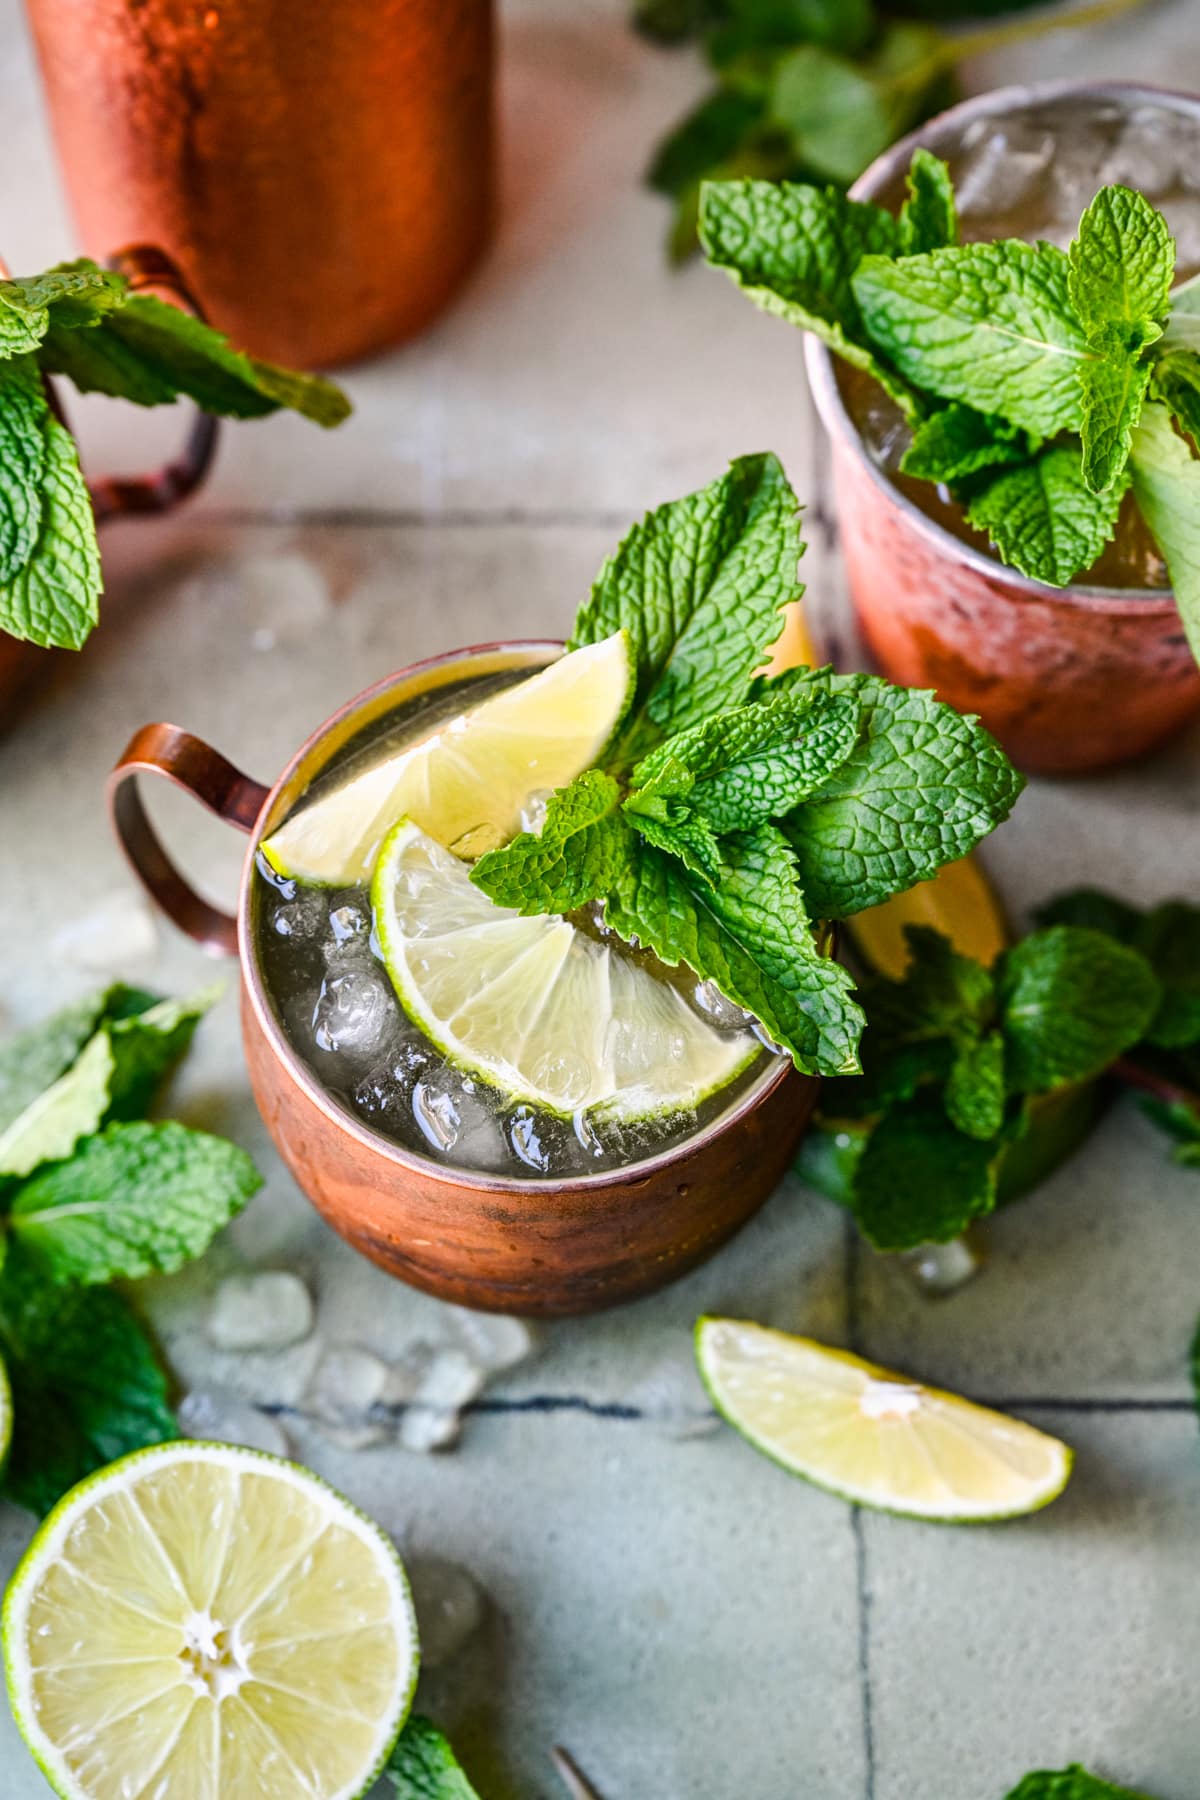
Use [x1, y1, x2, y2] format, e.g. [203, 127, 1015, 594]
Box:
[372, 819, 757, 1119]
[3, 1442, 418, 1800]
[262, 631, 635, 885]
[696, 1319, 1072, 1522]
[845, 854, 1008, 982]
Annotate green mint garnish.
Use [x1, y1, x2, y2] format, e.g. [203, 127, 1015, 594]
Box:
[703, 149, 1200, 639]
[850, 1090, 998, 1251]
[474, 458, 1021, 1078]
[0, 985, 260, 1512]
[0, 258, 350, 651]
[998, 926, 1160, 1092]
[385, 1714, 483, 1799]
[1005, 1768, 1159, 1800]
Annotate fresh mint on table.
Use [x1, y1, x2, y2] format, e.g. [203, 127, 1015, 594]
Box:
[470, 452, 1023, 1078]
[799, 911, 1170, 1251]
[702, 150, 1200, 662]
[0, 984, 261, 1515]
[386, 1715, 483, 1799]
[1005, 1769, 1158, 1800]
[636, 0, 1146, 260]
[0, 258, 350, 653]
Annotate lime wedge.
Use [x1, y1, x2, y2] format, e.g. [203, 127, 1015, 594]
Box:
[262, 632, 635, 885]
[3, 1441, 418, 1800]
[696, 1318, 1072, 1522]
[372, 819, 757, 1119]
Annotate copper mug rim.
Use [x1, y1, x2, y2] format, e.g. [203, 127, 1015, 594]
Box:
[804, 76, 1197, 618]
[110, 636, 798, 1199]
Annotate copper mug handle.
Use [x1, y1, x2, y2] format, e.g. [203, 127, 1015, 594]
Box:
[108, 724, 270, 958]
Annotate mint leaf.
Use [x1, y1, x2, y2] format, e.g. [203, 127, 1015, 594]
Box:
[1131, 902, 1200, 1050]
[1130, 399, 1200, 661]
[627, 805, 725, 885]
[1151, 348, 1200, 445]
[699, 181, 917, 413]
[898, 148, 957, 256]
[0, 357, 48, 581]
[1067, 186, 1174, 340]
[0, 1268, 176, 1516]
[385, 1714, 483, 1799]
[999, 926, 1160, 1092]
[632, 689, 861, 832]
[0, 263, 126, 358]
[773, 669, 1023, 918]
[568, 452, 804, 761]
[1005, 1768, 1157, 1800]
[9, 1120, 260, 1286]
[607, 827, 864, 1075]
[768, 26, 950, 189]
[944, 1030, 1005, 1140]
[965, 445, 1126, 587]
[706, 0, 875, 62]
[1077, 343, 1152, 495]
[850, 1093, 997, 1250]
[0, 1029, 114, 1179]
[900, 401, 1031, 485]
[0, 992, 111, 1134]
[1033, 886, 1142, 942]
[647, 87, 765, 199]
[105, 985, 220, 1119]
[43, 291, 351, 426]
[853, 239, 1090, 435]
[860, 925, 994, 1049]
[0, 410, 102, 648]
[471, 772, 635, 914]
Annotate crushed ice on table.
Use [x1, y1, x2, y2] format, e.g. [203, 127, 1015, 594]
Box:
[178, 1388, 290, 1458]
[51, 890, 158, 973]
[627, 1358, 719, 1440]
[899, 1234, 984, 1297]
[306, 1345, 392, 1449]
[207, 1271, 315, 1353]
[398, 1346, 487, 1453]
[406, 1558, 486, 1669]
[449, 1308, 537, 1372]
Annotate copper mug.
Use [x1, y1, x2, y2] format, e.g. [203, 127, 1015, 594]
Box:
[0, 244, 218, 725]
[806, 79, 1200, 776]
[109, 641, 819, 1317]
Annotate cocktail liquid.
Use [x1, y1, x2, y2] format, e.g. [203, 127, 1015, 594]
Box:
[254, 672, 776, 1180]
[845, 94, 1200, 588]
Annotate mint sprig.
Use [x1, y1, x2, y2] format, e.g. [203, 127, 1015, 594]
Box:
[0, 985, 261, 1513]
[1005, 1768, 1158, 1800]
[473, 457, 1022, 1077]
[703, 150, 1200, 649]
[386, 1715, 484, 1799]
[0, 258, 350, 651]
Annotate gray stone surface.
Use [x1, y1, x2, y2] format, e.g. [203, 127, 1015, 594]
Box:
[0, 1, 1199, 1796]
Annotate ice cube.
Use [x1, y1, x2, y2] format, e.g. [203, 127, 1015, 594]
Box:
[412, 1072, 504, 1165]
[311, 970, 396, 1058]
[51, 890, 158, 972]
[627, 1358, 719, 1440]
[955, 123, 1054, 220]
[519, 788, 553, 834]
[406, 1558, 486, 1669]
[207, 1272, 315, 1353]
[269, 884, 328, 943]
[399, 1346, 486, 1453]
[691, 979, 755, 1032]
[449, 1308, 537, 1373]
[899, 1234, 984, 1297]
[327, 901, 370, 948]
[412, 1078, 463, 1153]
[1101, 106, 1188, 198]
[508, 1106, 551, 1173]
[178, 1388, 290, 1457]
[307, 1344, 390, 1449]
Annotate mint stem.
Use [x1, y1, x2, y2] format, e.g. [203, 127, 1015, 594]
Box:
[1111, 1053, 1200, 1118]
[938, 0, 1152, 71]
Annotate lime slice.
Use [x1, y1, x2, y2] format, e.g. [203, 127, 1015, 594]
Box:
[262, 632, 635, 885]
[372, 819, 758, 1119]
[844, 854, 1009, 982]
[3, 1441, 418, 1800]
[696, 1318, 1072, 1522]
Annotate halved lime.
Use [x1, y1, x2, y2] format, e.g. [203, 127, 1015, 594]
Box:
[3, 1441, 419, 1799]
[262, 632, 635, 885]
[372, 819, 758, 1119]
[696, 1318, 1072, 1522]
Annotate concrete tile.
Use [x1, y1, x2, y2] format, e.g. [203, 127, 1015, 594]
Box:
[864, 1410, 1200, 1800]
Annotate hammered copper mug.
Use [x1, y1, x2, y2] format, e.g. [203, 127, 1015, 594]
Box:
[0, 244, 217, 727]
[108, 640, 819, 1317]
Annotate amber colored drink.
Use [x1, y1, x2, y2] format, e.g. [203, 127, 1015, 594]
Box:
[25, 0, 494, 366]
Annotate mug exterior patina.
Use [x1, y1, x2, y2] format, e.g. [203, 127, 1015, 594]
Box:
[109, 641, 820, 1317]
[805, 80, 1200, 776]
